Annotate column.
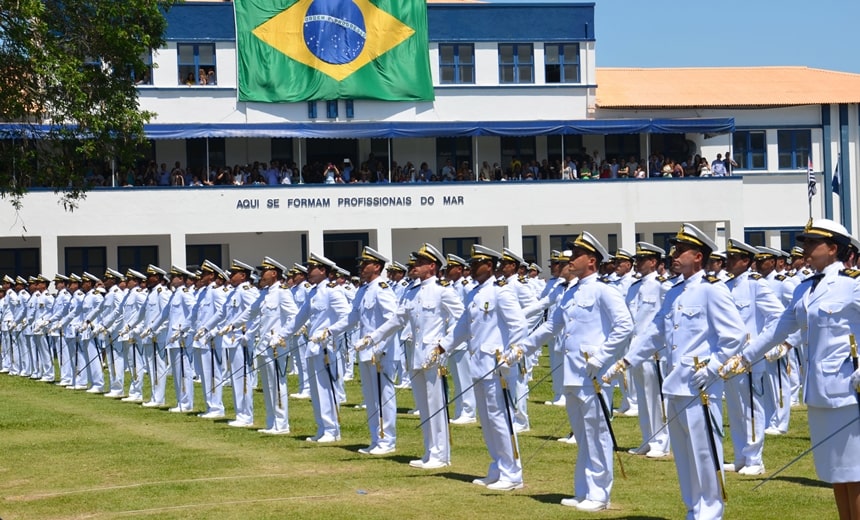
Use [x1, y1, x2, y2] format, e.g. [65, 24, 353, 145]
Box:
[375, 226, 393, 261]
[506, 223, 523, 255]
[306, 226, 324, 256]
[40, 234, 59, 277]
[169, 232, 186, 268]
[619, 219, 636, 251]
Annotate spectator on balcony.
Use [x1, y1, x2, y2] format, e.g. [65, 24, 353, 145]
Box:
[207, 69, 216, 86]
[198, 68, 207, 85]
[439, 159, 455, 182]
[183, 72, 195, 86]
[711, 153, 727, 176]
[724, 152, 738, 176]
[580, 161, 593, 180]
[673, 159, 685, 178]
[617, 159, 629, 178]
[341, 159, 353, 182]
[698, 157, 712, 177]
[634, 164, 647, 179]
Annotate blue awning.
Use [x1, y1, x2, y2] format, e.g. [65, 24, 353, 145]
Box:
[141, 118, 734, 139]
[0, 118, 734, 140]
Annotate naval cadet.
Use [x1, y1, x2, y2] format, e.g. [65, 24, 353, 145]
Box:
[118, 269, 148, 402]
[721, 238, 785, 476]
[515, 233, 633, 511]
[444, 253, 477, 424]
[437, 245, 529, 491]
[722, 218, 860, 520]
[329, 247, 399, 454]
[280, 253, 350, 443]
[605, 223, 746, 520]
[624, 242, 671, 458]
[192, 261, 228, 419]
[137, 265, 170, 407]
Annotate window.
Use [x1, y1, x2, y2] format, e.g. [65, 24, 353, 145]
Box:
[271, 138, 294, 165]
[777, 130, 811, 170]
[345, 100, 355, 119]
[117, 246, 158, 273]
[501, 136, 536, 176]
[186, 138, 225, 177]
[178, 43, 216, 86]
[780, 229, 803, 250]
[498, 44, 534, 84]
[547, 135, 584, 165]
[186, 244, 222, 269]
[607, 234, 618, 254]
[0, 248, 40, 278]
[652, 232, 676, 253]
[326, 100, 338, 119]
[133, 51, 153, 85]
[439, 44, 474, 84]
[65, 246, 106, 276]
[522, 236, 538, 264]
[544, 43, 580, 83]
[435, 137, 473, 180]
[443, 237, 480, 258]
[549, 234, 578, 252]
[605, 134, 641, 162]
[308, 101, 317, 119]
[733, 131, 767, 170]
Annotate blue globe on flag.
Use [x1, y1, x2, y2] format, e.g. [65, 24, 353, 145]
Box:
[303, 0, 366, 65]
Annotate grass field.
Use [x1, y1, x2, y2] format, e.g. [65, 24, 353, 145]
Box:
[0, 359, 838, 519]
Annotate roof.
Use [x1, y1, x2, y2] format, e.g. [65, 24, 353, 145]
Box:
[596, 66, 860, 108]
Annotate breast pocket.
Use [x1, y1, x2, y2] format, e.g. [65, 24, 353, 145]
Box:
[572, 297, 596, 323]
[473, 300, 495, 321]
[677, 306, 704, 333]
[818, 301, 848, 327]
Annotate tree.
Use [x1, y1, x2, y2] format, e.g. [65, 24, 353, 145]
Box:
[0, 0, 175, 210]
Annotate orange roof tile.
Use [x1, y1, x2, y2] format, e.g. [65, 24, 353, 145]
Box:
[596, 66, 860, 108]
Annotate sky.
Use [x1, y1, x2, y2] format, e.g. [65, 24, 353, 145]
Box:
[594, 0, 860, 73]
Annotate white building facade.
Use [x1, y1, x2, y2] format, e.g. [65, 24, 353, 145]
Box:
[0, 1, 854, 277]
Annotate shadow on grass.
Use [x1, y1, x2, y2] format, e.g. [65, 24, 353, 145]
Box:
[757, 475, 831, 489]
[525, 496, 672, 519]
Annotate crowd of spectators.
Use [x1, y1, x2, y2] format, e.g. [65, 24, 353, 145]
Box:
[75, 150, 738, 188]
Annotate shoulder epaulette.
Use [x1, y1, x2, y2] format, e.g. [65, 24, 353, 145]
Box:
[801, 268, 812, 276]
[775, 274, 787, 281]
[705, 275, 722, 284]
[599, 277, 611, 284]
[656, 275, 667, 283]
[157, 287, 163, 293]
[327, 282, 337, 288]
[182, 287, 189, 292]
[437, 279, 450, 287]
[495, 279, 507, 287]
[304, 282, 312, 288]
[401, 280, 409, 286]
[517, 275, 528, 284]
[280, 283, 290, 289]
[840, 268, 860, 279]
[749, 272, 762, 280]
[461, 279, 469, 286]
[223, 287, 230, 292]
[724, 273, 735, 280]
[379, 281, 389, 289]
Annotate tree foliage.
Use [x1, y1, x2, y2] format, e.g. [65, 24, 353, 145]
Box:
[0, 0, 175, 210]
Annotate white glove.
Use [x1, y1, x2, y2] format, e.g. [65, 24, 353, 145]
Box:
[691, 358, 721, 390]
[218, 324, 232, 336]
[424, 347, 445, 369]
[193, 328, 206, 342]
[96, 325, 107, 336]
[602, 359, 628, 384]
[719, 354, 751, 378]
[585, 355, 604, 380]
[765, 343, 791, 362]
[504, 345, 523, 366]
[850, 367, 860, 393]
[168, 332, 180, 344]
[140, 327, 152, 339]
[355, 336, 373, 352]
[294, 325, 308, 337]
[310, 328, 330, 344]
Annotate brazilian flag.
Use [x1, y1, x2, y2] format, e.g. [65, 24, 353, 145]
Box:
[235, 0, 435, 102]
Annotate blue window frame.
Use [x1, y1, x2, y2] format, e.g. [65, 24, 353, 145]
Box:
[117, 246, 158, 273]
[326, 100, 338, 119]
[652, 232, 676, 253]
[345, 100, 355, 119]
[435, 137, 473, 180]
[0, 248, 40, 278]
[522, 236, 538, 264]
[777, 130, 811, 170]
[733, 130, 767, 170]
[499, 44, 534, 84]
[544, 43, 580, 83]
[186, 244, 222, 270]
[308, 101, 317, 119]
[443, 237, 480, 258]
[177, 43, 216, 85]
[549, 234, 578, 253]
[439, 44, 475, 84]
[65, 246, 106, 276]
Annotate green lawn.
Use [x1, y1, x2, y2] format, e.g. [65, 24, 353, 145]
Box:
[0, 359, 837, 519]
